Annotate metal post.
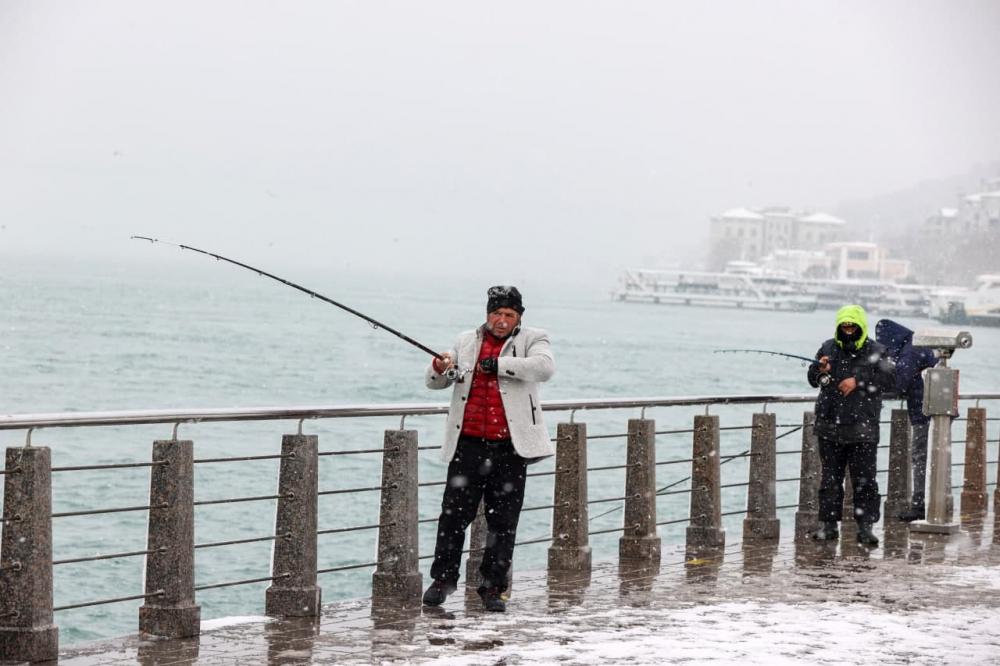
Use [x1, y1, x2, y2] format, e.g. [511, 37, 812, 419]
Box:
[912, 361, 960, 534]
[959, 408, 988, 521]
[743, 413, 779, 542]
[620, 419, 660, 563]
[0, 447, 58, 663]
[548, 422, 592, 571]
[686, 415, 725, 560]
[793, 411, 820, 541]
[139, 440, 200, 637]
[266, 434, 322, 615]
[372, 429, 422, 600]
[883, 410, 912, 523]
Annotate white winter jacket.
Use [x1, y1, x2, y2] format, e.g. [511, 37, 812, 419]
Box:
[425, 325, 555, 463]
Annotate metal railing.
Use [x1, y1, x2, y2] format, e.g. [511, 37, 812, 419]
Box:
[1, 391, 998, 662]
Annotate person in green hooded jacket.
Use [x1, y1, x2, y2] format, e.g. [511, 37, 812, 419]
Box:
[807, 304, 896, 546]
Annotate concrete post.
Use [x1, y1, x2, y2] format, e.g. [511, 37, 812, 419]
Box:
[0, 447, 58, 663]
[548, 422, 592, 571]
[372, 429, 422, 600]
[620, 419, 661, 563]
[793, 411, 821, 541]
[266, 434, 322, 616]
[743, 413, 779, 542]
[686, 415, 725, 560]
[139, 440, 200, 638]
[464, 502, 487, 589]
[959, 408, 988, 521]
[994, 424, 1000, 540]
[883, 410, 912, 523]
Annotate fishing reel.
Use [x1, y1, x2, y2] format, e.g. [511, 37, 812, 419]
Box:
[445, 365, 473, 383]
[816, 372, 833, 388]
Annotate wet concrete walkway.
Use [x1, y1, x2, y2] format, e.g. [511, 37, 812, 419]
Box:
[38, 518, 1000, 664]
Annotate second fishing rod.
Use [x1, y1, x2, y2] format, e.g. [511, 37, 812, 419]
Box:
[132, 236, 469, 381]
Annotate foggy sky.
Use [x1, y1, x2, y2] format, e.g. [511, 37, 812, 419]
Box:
[2, 1, 999, 286]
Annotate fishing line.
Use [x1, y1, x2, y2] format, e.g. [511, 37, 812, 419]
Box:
[131, 236, 466, 379]
[715, 348, 833, 387]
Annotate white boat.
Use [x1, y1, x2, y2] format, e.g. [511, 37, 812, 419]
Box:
[788, 277, 932, 317]
[611, 269, 818, 311]
[934, 274, 1000, 327]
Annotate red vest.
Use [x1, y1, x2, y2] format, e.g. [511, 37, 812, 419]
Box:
[461, 332, 510, 440]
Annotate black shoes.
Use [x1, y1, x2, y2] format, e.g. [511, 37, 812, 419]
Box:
[422, 580, 457, 606]
[897, 506, 926, 522]
[811, 521, 839, 541]
[478, 587, 506, 612]
[857, 523, 879, 546]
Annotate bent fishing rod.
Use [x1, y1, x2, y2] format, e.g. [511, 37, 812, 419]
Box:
[131, 236, 465, 380]
[714, 349, 833, 386]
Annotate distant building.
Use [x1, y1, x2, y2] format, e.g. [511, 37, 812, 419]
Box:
[709, 207, 844, 268]
[824, 241, 909, 281]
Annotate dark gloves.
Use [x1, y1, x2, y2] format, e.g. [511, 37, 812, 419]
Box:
[478, 358, 498, 374]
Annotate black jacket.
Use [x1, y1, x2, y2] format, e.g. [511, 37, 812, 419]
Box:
[808, 337, 896, 443]
[874, 319, 938, 426]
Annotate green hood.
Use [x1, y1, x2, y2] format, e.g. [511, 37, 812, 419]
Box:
[835, 304, 868, 350]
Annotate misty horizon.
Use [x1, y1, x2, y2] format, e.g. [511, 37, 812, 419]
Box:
[2, 1, 999, 286]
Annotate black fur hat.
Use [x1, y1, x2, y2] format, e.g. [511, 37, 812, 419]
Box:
[486, 285, 524, 314]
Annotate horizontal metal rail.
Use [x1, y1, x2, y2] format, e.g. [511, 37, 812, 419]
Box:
[195, 533, 291, 550]
[194, 454, 291, 464]
[318, 561, 382, 574]
[53, 547, 165, 566]
[54, 590, 164, 613]
[52, 461, 167, 472]
[195, 573, 290, 592]
[318, 523, 389, 536]
[194, 493, 291, 507]
[53, 502, 169, 518]
[0, 393, 838, 431]
[319, 485, 390, 497]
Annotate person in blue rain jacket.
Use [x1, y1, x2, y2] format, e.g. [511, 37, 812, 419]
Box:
[875, 318, 939, 522]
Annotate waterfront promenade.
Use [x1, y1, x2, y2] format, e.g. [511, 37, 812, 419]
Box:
[53, 520, 1000, 664]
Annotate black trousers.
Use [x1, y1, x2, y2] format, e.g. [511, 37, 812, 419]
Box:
[430, 435, 528, 593]
[910, 422, 930, 508]
[817, 437, 881, 524]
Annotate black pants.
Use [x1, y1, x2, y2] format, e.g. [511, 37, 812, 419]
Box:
[817, 437, 881, 524]
[430, 435, 527, 593]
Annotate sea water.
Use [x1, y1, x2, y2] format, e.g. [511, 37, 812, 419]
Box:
[2, 255, 998, 644]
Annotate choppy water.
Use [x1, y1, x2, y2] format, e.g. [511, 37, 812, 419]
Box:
[3, 255, 998, 644]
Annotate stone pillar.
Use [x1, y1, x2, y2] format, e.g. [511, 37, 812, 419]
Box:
[548, 422, 592, 571]
[620, 419, 661, 563]
[372, 429, 422, 600]
[883, 410, 912, 523]
[793, 411, 821, 541]
[0, 447, 58, 663]
[686, 415, 725, 560]
[464, 502, 488, 589]
[743, 413, 779, 542]
[266, 434, 321, 616]
[959, 408, 988, 521]
[139, 440, 200, 638]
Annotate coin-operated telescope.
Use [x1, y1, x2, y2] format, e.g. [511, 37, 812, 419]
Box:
[910, 329, 973, 534]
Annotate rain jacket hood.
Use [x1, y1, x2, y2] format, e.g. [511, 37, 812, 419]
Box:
[835, 304, 868, 350]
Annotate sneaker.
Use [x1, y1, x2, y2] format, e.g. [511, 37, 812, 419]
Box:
[856, 523, 879, 546]
[478, 587, 506, 612]
[422, 580, 457, 606]
[811, 521, 839, 541]
[897, 506, 926, 522]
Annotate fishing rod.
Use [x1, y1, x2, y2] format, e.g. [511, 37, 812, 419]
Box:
[131, 236, 465, 380]
[714, 349, 833, 387]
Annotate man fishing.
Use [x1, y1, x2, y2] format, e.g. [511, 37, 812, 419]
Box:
[807, 304, 895, 546]
[421, 286, 555, 612]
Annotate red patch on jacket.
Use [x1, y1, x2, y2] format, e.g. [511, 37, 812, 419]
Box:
[461, 332, 510, 440]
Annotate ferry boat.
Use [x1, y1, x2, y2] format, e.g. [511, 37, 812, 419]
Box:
[933, 274, 1000, 327]
[612, 269, 818, 311]
[612, 268, 934, 317]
